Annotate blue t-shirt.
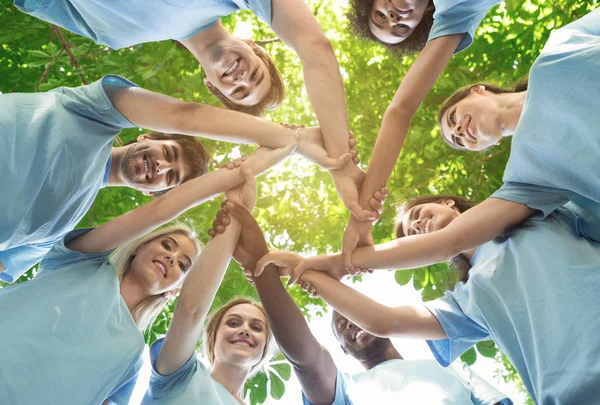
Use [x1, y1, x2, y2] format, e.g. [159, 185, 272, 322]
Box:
[15, 0, 273, 49]
[491, 8, 600, 242]
[143, 337, 239, 405]
[428, 0, 502, 53]
[0, 228, 144, 405]
[0, 75, 136, 283]
[301, 359, 510, 405]
[425, 207, 600, 405]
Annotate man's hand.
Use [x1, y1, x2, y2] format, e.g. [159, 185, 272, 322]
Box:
[330, 160, 376, 222]
[340, 187, 388, 272]
[295, 127, 359, 169]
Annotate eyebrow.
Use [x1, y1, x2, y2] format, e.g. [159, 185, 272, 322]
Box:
[226, 314, 266, 327]
[166, 236, 192, 268]
[169, 146, 181, 185]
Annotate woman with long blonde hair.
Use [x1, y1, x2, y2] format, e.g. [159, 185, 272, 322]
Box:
[0, 144, 293, 405]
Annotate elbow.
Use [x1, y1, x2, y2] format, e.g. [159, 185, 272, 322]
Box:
[384, 104, 416, 123]
[298, 35, 335, 62]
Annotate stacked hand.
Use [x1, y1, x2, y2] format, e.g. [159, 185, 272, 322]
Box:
[294, 126, 361, 169]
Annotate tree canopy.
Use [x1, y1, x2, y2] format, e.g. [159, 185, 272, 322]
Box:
[1, 0, 597, 403]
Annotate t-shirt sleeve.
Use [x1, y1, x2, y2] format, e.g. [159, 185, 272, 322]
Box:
[491, 182, 570, 219]
[245, 0, 273, 27]
[428, 0, 501, 53]
[59, 75, 138, 131]
[107, 373, 138, 405]
[0, 241, 54, 283]
[424, 287, 490, 367]
[301, 369, 352, 405]
[37, 228, 114, 275]
[146, 337, 198, 399]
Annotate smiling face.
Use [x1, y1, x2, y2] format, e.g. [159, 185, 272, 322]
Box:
[440, 85, 504, 151]
[332, 311, 390, 361]
[368, 0, 430, 44]
[120, 136, 193, 194]
[203, 39, 273, 108]
[128, 233, 197, 296]
[213, 303, 268, 370]
[400, 199, 461, 237]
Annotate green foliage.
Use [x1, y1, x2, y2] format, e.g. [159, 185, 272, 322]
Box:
[1, 0, 598, 402]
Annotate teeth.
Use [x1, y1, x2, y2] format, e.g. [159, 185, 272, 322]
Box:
[144, 160, 149, 176]
[156, 261, 166, 277]
[224, 60, 238, 75]
[356, 330, 365, 340]
[233, 341, 250, 346]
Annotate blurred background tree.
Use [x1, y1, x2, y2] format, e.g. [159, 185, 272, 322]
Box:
[1, 0, 597, 403]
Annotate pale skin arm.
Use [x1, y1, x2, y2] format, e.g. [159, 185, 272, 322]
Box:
[271, 0, 349, 158]
[342, 35, 465, 269]
[257, 198, 535, 281]
[300, 270, 446, 339]
[104, 85, 294, 148]
[66, 144, 295, 254]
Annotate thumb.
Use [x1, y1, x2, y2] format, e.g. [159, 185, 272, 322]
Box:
[288, 262, 309, 286]
[320, 153, 352, 170]
[240, 164, 255, 188]
[347, 202, 377, 222]
[255, 252, 275, 277]
[341, 238, 357, 273]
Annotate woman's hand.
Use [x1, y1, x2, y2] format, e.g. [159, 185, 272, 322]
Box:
[295, 127, 360, 169]
[224, 164, 256, 212]
[341, 187, 388, 272]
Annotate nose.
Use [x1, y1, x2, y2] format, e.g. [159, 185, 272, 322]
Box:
[411, 219, 422, 233]
[164, 253, 175, 267]
[238, 329, 250, 338]
[233, 69, 249, 85]
[155, 159, 172, 175]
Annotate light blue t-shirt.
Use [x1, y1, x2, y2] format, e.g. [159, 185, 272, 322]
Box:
[491, 8, 600, 242]
[0, 75, 136, 283]
[301, 359, 510, 405]
[428, 0, 502, 53]
[143, 337, 239, 405]
[425, 207, 600, 405]
[0, 228, 145, 405]
[15, 0, 273, 49]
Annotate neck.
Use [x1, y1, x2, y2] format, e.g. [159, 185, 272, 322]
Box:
[211, 361, 250, 401]
[360, 342, 403, 370]
[180, 21, 231, 65]
[498, 91, 527, 137]
[119, 272, 151, 315]
[109, 146, 127, 186]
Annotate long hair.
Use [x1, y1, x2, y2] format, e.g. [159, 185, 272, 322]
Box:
[110, 224, 201, 330]
[202, 297, 276, 378]
[394, 195, 475, 282]
[206, 40, 285, 116]
[347, 0, 434, 55]
[437, 77, 529, 150]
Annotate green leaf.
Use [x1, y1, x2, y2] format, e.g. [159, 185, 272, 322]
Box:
[476, 340, 498, 358]
[460, 347, 477, 366]
[247, 372, 268, 405]
[268, 370, 286, 400]
[394, 270, 413, 286]
[270, 362, 292, 381]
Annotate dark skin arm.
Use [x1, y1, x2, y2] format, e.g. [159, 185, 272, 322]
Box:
[215, 204, 338, 405]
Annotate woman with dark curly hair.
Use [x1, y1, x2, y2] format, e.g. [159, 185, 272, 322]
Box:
[340, 0, 504, 273]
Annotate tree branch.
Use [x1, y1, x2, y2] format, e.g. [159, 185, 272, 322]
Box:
[34, 49, 64, 92]
[50, 25, 88, 85]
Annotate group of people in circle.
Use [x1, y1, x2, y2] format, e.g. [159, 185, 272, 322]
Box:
[2, 0, 599, 404]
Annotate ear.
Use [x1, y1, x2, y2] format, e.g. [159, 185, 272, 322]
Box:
[469, 84, 485, 95]
[441, 198, 456, 208]
[136, 133, 152, 143]
[204, 77, 215, 90]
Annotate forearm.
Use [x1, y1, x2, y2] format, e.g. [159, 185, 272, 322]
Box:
[254, 264, 326, 367]
[156, 220, 241, 375]
[106, 85, 294, 148]
[301, 43, 350, 158]
[357, 35, 462, 208]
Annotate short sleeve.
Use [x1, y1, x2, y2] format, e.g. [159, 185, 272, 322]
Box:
[146, 338, 198, 399]
[0, 241, 54, 283]
[301, 369, 351, 405]
[491, 182, 570, 219]
[37, 228, 114, 275]
[246, 0, 273, 27]
[59, 75, 138, 131]
[424, 288, 490, 367]
[107, 370, 139, 405]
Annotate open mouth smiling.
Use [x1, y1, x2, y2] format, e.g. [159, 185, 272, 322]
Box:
[223, 58, 240, 78]
[153, 260, 167, 278]
[230, 338, 255, 348]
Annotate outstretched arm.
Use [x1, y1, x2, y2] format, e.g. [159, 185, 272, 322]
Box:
[300, 270, 446, 340]
[216, 205, 339, 405]
[66, 144, 294, 254]
[257, 198, 535, 281]
[342, 35, 464, 268]
[105, 85, 294, 148]
[155, 168, 256, 375]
